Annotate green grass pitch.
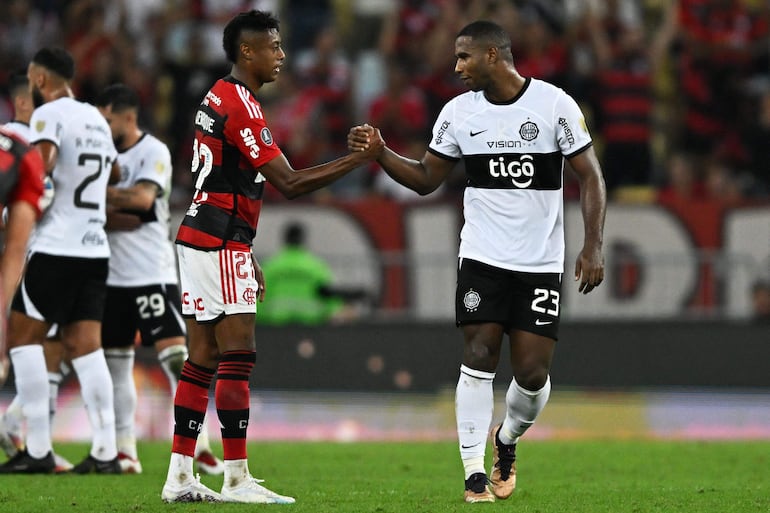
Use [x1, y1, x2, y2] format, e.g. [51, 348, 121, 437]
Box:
[0, 440, 768, 512]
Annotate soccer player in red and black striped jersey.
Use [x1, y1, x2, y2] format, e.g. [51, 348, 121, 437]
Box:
[0, 128, 45, 384]
[161, 10, 383, 504]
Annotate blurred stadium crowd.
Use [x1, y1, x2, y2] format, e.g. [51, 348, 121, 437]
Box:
[1, 0, 769, 207]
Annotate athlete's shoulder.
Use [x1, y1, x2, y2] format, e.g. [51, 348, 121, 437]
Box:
[526, 78, 574, 102]
[31, 98, 61, 120]
[446, 90, 479, 108]
[135, 132, 170, 154]
[2, 121, 31, 142]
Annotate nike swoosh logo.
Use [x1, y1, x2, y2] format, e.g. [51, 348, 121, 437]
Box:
[150, 326, 163, 335]
[469, 129, 488, 137]
[461, 442, 481, 449]
[535, 319, 553, 326]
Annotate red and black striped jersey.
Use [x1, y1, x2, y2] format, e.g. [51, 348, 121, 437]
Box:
[176, 76, 282, 251]
[0, 127, 45, 218]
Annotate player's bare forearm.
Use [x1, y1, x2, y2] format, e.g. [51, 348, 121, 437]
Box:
[1, 202, 36, 302]
[106, 182, 158, 210]
[376, 148, 435, 195]
[105, 209, 142, 231]
[263, 131, 384, 199]
[349, 124, 451, 195]
[579, 171, 606, 252]
[570, 147, 606, 293]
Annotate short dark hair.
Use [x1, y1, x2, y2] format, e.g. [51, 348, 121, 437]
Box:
[456, 20, 512, 51]
[31, 47, 75, 80]
[222, 10, 280, 63]
[94, 83, 139, 113]
[7, 72, 29, 98]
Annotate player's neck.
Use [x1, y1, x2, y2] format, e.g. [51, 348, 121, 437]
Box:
[47, 84, 74, 102]
[230, 66, 261, 94]
[120, 128, 143, 151]
[485, 70, 526, 103]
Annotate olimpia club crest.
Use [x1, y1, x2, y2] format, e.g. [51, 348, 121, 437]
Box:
[463, 289, 481, 312]
[519, 120, 539, 141]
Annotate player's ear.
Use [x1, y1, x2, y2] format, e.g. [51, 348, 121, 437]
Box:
[487, 46, 499, 64]
[240, 42, 252, 61]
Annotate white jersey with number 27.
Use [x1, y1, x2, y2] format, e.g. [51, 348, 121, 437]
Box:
[28, 97, 116, 258]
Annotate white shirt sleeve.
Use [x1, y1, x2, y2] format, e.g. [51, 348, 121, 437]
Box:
[553, 90, 592, 157]
[29, 103, 63, 147]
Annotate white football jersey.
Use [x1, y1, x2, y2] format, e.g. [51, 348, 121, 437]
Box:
[2, 120, 31, 141]
[429, 78, 592, 273]
[28, 97, 116, 258]
[107, 133, 177, 286]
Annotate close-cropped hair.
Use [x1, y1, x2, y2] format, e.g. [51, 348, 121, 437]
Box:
[31, 47, 75, 80]
[222, 10, 281, 63]
[94, 83, 139, 113]
[456, 20, 512, 50]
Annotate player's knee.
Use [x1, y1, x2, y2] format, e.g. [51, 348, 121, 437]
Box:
[513, 367, 549, 391]
[157, 344, 188, 379]
[463, 343, 499, 372]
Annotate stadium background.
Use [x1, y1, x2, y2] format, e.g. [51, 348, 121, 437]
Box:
[1, 0, 769, 442]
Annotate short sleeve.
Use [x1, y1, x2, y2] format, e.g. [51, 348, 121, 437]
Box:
[554, 91, 592, 158]
[427, 101, 461, 161]
[223, 87, 282, 168]
[136, 140, 172, 193]
[7, 147, 45, 218]
[28, 103, 63, 147]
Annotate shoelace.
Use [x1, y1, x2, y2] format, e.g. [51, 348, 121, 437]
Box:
[249, 477, 284, 498]
[496, 443, 516, 481]
[193, 473, 221, 501]
[466, 473, 489, 493]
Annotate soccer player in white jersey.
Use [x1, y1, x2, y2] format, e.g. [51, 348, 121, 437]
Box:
[0, 47, 122, 474]
[0, 71, 71, 472]
[94, 83, 224, 475]
[349, 20, 606, 503]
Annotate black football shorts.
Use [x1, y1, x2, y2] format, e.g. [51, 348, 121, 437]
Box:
[101, 284, 185, 348]
[12, 252, 108, 324]
[455, 258, 562, 340]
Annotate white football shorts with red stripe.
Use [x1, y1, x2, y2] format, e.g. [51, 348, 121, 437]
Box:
[176, 245, 260, 321]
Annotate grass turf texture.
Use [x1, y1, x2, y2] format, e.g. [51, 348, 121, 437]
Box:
[0, 440, 768, 512]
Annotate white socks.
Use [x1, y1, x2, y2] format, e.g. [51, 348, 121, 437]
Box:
[158, 345, 187, 395]
[105, 347, 137, 458]
[9, 345, 51, 458]
[456, 364, 552, 478]
[223, 458, 250, 484]
[500, 375, 551, 445]
[2, 394, 23, 437]
[166, 452, 194, 484]
[455, 364, 495, 479]
[71, 349, 117, 461]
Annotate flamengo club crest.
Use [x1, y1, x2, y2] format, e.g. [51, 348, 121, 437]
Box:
[242, 287, 257, 305]
[463, 289, 481, 312]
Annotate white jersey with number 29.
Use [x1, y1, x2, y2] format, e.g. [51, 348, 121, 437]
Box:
[107, 133, 177, 286]
[28, 97, 117, 258]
